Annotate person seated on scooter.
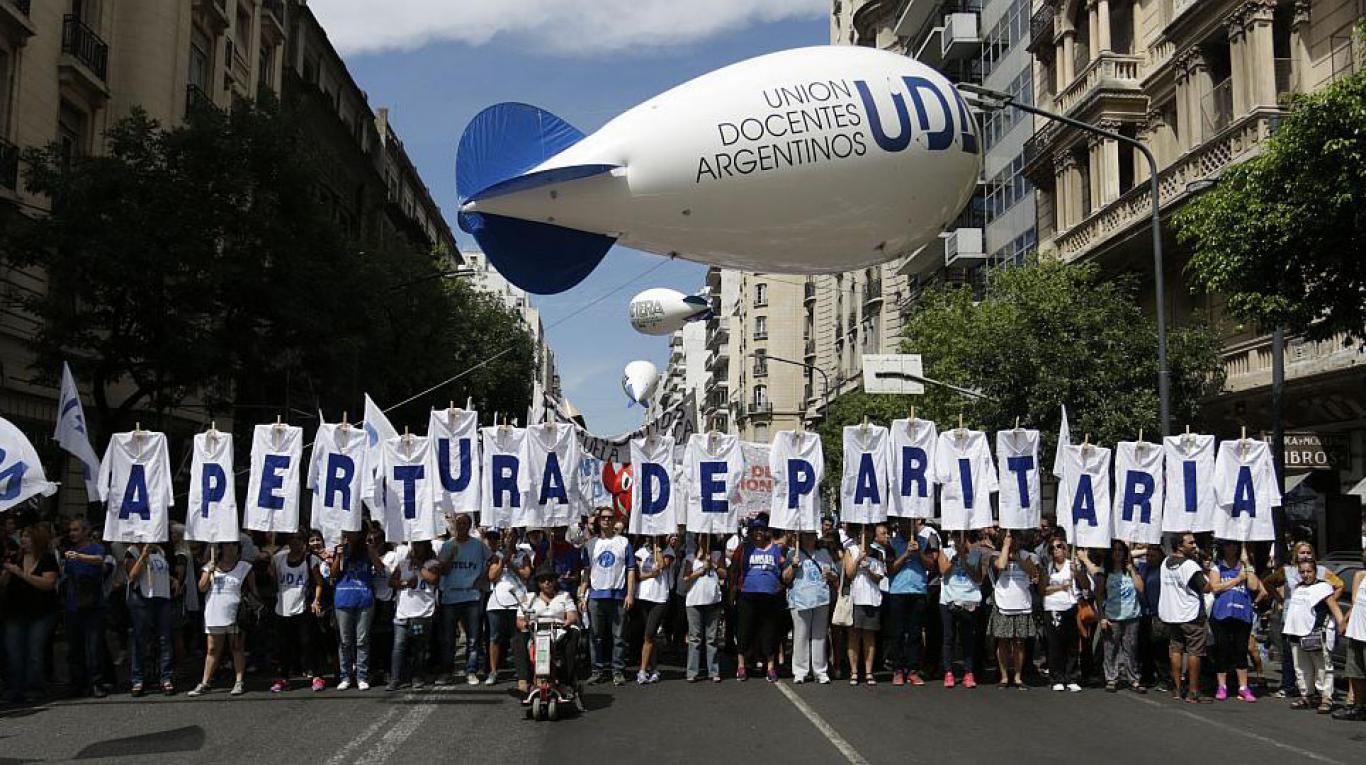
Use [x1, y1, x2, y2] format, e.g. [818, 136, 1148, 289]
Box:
[519, 564, 581, 693]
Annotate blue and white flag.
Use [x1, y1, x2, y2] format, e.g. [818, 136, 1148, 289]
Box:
[54, 362, 101, 499]
[362, 393, 398, 514]
[0, 416, 58, 512]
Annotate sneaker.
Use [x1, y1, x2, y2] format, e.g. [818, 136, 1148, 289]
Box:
[130, 684, 144, 698]
[466, 675, 480, 686]
[943, 671, 956, 689]
[963, 673, 977, 689]
[162, 682, 175, 696]
[767, 667, 778, 683]
[187, 683, 211, 697]
[1051, 683, 1065, 692]
[908, 672, 925, 687]
[637, 671, 650, 685]
[337, 679, 352, 691]
[311, 677, 326, 693]
[612, 672, 626, 686]
[816, 674, 831, 685]
[91, 686, 108, 699]
[712, 675, 723, 684]
[435, 674, 453, 686]
[586, 671, 604, 685]
[736, 665, 748, 682]
[1066, 683, 1082, 693]
[793, 677, 805, 685]
[385, 683, 400, 692]
[892, 671, 905, 686]
[230, 681, 245, 696]
[270, 679, 287, 693]
[357, 681, 371, 692]
[648, 671, 661, 684]
[1238, 687, 1257, 703]
[484, 673, 497, 686]
[687, 675, 699, 683]
[1215, 685, 1228, 701]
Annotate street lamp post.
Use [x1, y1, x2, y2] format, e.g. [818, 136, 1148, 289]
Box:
[959, 83, 1172, 437]
[753, 352, 831, 422]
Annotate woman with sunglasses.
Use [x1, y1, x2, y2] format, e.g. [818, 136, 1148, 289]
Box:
[1041, 536, 1086, 692]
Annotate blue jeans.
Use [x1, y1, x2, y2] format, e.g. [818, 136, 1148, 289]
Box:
[686, 604, 721, 679]
[588, 597, 627, 673]
[336, 606, 374, 683]
[390, 617, 432, 686]
[65, 607, 106, 690]
[4, 613, 57, 701]
[128, 593, 173, 686]
[440, 601, 483, 675]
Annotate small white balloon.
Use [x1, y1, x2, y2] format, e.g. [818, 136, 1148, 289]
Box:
[628, 288, 711, 336]
[622, 360, 660, 406]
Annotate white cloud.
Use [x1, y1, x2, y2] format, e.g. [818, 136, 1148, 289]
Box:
[309, 0, 828, 57]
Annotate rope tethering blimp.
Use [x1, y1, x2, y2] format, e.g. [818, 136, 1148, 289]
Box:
[456, 45, 983, 295]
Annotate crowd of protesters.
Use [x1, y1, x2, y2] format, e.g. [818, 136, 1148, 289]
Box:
[2, 505, 1363, 723]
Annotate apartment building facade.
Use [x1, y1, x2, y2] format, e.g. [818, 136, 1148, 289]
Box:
[0, 0, 458, 514]
[1024, 0, 1365, 544]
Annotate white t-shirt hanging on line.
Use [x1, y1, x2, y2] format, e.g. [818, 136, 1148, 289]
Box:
[628, 435, 679, 537]
[480, 426, 530, 529]
[1055, 443, 1113, 548]
[429, 408, 481, 517]
[243, 424, 304, 534]
[186, 431, 238, 544]
[934, 429, 998, 531]
[527, 422, 587, 528]
[1212, 439, 1280, 542]
[995, 429, 1041, 530]
[1162, 434, 1216, 533]
[769, 431, 824, 531]
[376, 435, 441, 543]
[99, 431, 174, 544]
[1112, 441, 1164, 545]
[307, 423, 370, 548]
[889, 418, 937, 519]
[839, 425, 892, 525]
[681, 433, 744, 534]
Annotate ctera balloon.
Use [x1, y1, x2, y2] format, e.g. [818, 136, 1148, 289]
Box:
[621, 360, 660, 407]
[456, 45, 982, 295]
[628, 288, 712, 336]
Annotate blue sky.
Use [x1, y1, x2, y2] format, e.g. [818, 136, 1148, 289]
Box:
[322, 4, 828, 434]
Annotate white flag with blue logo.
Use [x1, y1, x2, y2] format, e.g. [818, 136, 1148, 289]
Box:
[362, 393, 398, 514]
[54, 362, 101, 500]
[0, 416, 58, 512]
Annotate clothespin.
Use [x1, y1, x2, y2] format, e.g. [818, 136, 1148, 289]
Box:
[403, 425, 413, 457]
[1137, 427, 1145, 455]
[341, 411, 350, 432]
[1239, 425, 1248, 458]
[134, 421, 143, 436]
[1082, 433, 1091, 454]
[274, 414, 285, 431]
[861, 415, 870, 432]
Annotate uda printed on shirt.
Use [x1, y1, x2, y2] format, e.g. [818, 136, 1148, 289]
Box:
[934, 428, 997, 531]
[769, 430, 823, 531]
[186, 430, 238, 543]
[99, 430, 174, 543]
[840, 424, 892, 525]
[629, 434, 678, 536]
[889, 418, 937, 519]
[244, 424, 304, 533]
[681, 432, 744, 534]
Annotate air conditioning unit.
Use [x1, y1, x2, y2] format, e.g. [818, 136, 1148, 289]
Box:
[944, 227, 986, 267]
[942, 13, 981, 60]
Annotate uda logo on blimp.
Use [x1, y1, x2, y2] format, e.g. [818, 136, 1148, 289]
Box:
[854, 76, 979, 155]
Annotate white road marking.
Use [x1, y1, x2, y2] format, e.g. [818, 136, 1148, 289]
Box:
[323, 704, 403, 765]
[1121, 693, 1347, 765]
[354, 695, 440, 763]
[773, 682, 872, 765]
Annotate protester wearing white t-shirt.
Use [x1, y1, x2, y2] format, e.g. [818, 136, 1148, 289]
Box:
[189, 543, 257, 697]
[683, 543, 728, 682]
[486, 545, 532, 687]
[387, 541, 440, 691]
[124, 543, 175, 694]
[988, 531, 1039, 689]
[1283, 562, 1347, 713]
[519, 565, 582, 693]
[268, 536, 324, 692]
[843, 524, 888, 686]
[634, 539, 676, 685]
[1041, 538, 1086, 692]
[1159, 533, 1213, 702]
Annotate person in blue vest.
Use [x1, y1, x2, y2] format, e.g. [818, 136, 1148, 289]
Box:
[734, 514, 786, 682]
[1208, 540, 1265, 702]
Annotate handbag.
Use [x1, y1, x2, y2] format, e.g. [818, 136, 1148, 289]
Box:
[1076, 598, 1098, 638]
[236, 591, 266, 632]
[831, 590, 854, 627]
[1299, 629, 1325, 653]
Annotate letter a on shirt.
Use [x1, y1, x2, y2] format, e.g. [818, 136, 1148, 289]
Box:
[769, 430, 824, 531]
[528, 421, 586, 528]
[934, 429, 997, 531]
[99, 431, 174, 543]
[1055, 444, 1112, 548]
[1112, 441, 1164, 544]
[244, 424, 304, 533]
[186, 431, 238, 543]
[682, 433, 743, 534]
[429, 408, 480, 518]
[1162, 434, 1215, 533]
[481, 426, 530, 529]
[840, 425, 892, 524]
[1212, 439, 1279, 542]
[889, 418, 936, 519]
[307, 423, 370, 547]
[378, 435, 440, 542]
[629, 435, 678, 536]
[995, 429, 1041, 530]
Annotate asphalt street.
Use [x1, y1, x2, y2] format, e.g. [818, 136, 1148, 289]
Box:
[2, 666, 1364, 764]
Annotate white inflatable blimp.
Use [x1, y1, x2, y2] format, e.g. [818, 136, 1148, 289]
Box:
[621, 360, 660, 407]
[628, 288, 711, 336]
[457, 46, 982, 294]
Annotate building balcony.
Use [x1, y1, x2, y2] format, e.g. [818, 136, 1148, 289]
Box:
[1055, 52, 1143, 116]
[1054, 109, 1282, 262]
[754, 295, 769, 308]
[706, 320, 729, 350]
[913, 11, 980, 67]
[60, 15, 110, 99]
[805, 338, 816, 359]
[1022, 121, 1061, 186]
[944, 227, 985, 267]
[0, 137, 18, 194]
[804, 281, 817, 304]
[1222, 330, 1363, 395]
[194, 0, 230, 31]
[863, 279, 884, 307]
[753, 363, 768, 378]
[749, 401, 774, 416]
[753, 330, 768, 342]
[262, 0, 286, 38]
[706, 347, 729, 372]
[1027, 1, 1055, 55]
[1, 0, 36, 44]
[186, 83, 217, 115]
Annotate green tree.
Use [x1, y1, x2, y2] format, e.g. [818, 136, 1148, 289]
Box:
[817, 257, 1226, 483]
[0, 99, 534, 438]
[1174, 43, 1366, 341]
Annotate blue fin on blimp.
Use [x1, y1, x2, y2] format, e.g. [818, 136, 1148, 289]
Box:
[456, 102, 617, 295]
